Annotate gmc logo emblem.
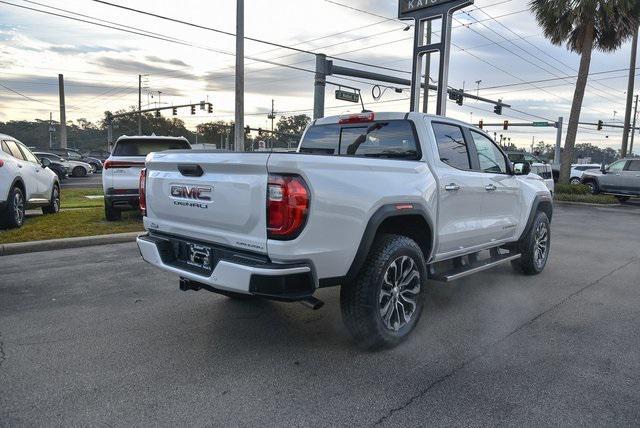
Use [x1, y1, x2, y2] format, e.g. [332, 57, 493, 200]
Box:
[170, 185, 212, 201]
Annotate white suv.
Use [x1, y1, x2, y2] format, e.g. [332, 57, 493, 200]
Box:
[103, 136, 191, 221]
[1, 134, 60, 228]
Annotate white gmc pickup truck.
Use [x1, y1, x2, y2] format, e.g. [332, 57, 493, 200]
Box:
[137, 112, 552, 349]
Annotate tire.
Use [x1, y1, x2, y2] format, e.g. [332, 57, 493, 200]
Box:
[42, 184, 60, 214]
[1, 186, 26, 229]
[569, 177, 581, 185]
[584, 180, 599, 194]
[512, 212, 550, 276]
[104, 203, 121, 221]
[72, 166, 87, 177]
[340, 234, 427, 350]
[616, 196, 630, 203]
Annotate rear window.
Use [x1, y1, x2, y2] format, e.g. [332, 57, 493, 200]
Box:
[299, 120, 419, 159]
[113, 138, 191, 156]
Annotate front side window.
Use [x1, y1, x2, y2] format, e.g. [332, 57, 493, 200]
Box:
[16, 142, 40, 164]
[471, 131, 507, 174]
[339, 121, 418, 159]
[432, 123, 471, 170]
[608, 160, 625, 172]
[627, 160, 640, 171]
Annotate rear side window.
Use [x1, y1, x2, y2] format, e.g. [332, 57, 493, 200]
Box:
[113, 139, 191, 156]
[299, 120, 419, 159]
[432, 123, 471, 170]
[16, 142, 40, 164]
[299, 125, 339, 154]
[628, 160, 640, 171]
[3, 140, 25, 160]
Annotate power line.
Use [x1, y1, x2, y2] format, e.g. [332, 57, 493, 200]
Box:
[0, 82, 56, 106]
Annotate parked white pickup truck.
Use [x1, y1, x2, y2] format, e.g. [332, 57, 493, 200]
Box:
[137, 112, 553, 349]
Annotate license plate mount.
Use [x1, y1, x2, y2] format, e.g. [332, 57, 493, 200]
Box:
[186, 243, 212, 271]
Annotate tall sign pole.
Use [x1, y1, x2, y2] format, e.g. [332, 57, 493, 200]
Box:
[234, 0, 245, 152]
[399, 0, 473, 116]
[138, 74, 142, 135]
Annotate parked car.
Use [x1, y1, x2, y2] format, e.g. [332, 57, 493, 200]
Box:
[33, 152, 93, 177]
[83, 149, 111, 162]
[33, 153, 68, 181]
[507, 151, 555, 194]
[570, 163, 601, 185]
[136, 112, 553, 349]
[103, 136, 191, 221]
[50, 148, 103, 172]
[581, 158, 640, 202]
[0, 134, 60, 228]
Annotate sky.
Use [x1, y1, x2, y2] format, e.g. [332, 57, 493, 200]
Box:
[0, 0, 638, 151]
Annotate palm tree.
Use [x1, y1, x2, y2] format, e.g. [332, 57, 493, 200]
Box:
[530, 0, 640, 183]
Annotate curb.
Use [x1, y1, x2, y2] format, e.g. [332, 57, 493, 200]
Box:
[554, 200, 621, 207]
[0, 231, 141, 257]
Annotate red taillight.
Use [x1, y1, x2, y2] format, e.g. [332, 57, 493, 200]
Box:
[338, 112, 375, 124]
[267, 174, 310, 240]
[0, 160, 4, 167]
[139, 168, 147, 216]
[104, 160, 144, 169]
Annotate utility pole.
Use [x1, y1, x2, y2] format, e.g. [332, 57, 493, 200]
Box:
[138, 74, 142, 135]
[631, 94, 639, 155]
[58, 74, 67, 148]
[48, 112, 54, 150]
[554, 116, 563, 165]
[234, 0, 245, 152]
[622, 25, 639, 157]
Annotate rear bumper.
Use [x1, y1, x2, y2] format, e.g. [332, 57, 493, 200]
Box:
[105, 189, 139, 211]
[137, 234, 316, 301]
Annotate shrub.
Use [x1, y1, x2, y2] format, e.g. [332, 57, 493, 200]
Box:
[555, 183, 590, 195]
[555, 193, 618, 204]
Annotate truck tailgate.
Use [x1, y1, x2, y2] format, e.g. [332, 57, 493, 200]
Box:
[144, 151, 270, 253]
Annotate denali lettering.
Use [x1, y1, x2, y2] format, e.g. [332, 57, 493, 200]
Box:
[170, 185, 212, 201]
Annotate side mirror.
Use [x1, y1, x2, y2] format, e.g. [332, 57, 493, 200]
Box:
[600, 163, 607, 174]
[41, 157, 51, 167]
[513, 161, 531, 176]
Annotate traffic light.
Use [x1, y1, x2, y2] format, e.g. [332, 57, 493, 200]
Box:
[155, 110, 161, 118]
[200, 101, 206, 111]
[494, 104, 503, 115]
[190, 105, 196, 115]
[172, 107, 178, 116]
[258, 128, 263, 136]
[207, 103, 213, 114]
[597, 120, 603, 131]
[478, 120, 483, 129]
[245, 126, 250, 135]
[503, 120, 509, 130]
[449, 89, 463, 106]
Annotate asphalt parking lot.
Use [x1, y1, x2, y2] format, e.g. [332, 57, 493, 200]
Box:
[1, 204, 639, 426]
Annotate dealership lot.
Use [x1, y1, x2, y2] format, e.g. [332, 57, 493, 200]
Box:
[1, 204, 639, 426]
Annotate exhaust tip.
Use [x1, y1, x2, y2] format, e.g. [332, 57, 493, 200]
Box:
[300, 296, 324, 310]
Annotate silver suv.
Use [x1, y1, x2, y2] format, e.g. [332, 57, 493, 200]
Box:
[581, 158, 640, 202]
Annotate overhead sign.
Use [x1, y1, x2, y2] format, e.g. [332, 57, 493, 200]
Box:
[398, 0, 459, 16]
[335, 90, 360, 103]
[532, 121, 549, 127]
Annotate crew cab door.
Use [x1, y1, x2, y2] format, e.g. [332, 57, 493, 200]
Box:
[468, 130, 522, 242]
[599, 160, 626, 192]
[431, 122, 489, 256]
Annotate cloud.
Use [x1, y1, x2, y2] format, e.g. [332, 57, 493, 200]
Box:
[145, 56, 190, 68]
[92, 56, 186, 76]
[49, 45, 120, 55]
[202, 67, 315, 97]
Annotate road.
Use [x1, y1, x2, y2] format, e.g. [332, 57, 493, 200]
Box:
[61, 173, 102, 189]
[1, 204, 639, 426]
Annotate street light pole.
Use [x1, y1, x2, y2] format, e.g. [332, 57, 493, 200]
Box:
[621, 25, 638, 157]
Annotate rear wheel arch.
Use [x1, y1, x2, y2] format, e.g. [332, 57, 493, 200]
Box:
[345, 204, 433, 283]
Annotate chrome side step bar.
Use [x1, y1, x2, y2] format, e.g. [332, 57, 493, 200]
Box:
[432, 253, 521, 282]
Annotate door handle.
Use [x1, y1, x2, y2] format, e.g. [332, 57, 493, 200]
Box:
[445, 183, 460, 192]
[17, 164, 22, 168]
[485, 184, 497, 192]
